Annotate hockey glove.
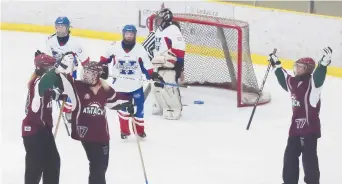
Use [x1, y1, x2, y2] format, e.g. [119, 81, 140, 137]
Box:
[112, 102, 135, 116]
[151, 72, 165, 88]
[34, 50, 44, 57]
[319, 47, 332, 66]
[51, 88, 63, 101]
[100, 64, 109, 79]
[268, 53, 281, 68]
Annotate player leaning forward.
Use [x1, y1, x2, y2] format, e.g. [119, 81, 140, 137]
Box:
[100, 25, 153, 139]
[269, 47, 332, 184]
[23, 54, 61, 184]
[38, 60, 134, 184]
[147, 8, 186, 120]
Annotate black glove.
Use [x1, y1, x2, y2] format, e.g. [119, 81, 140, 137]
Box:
[268, 53, 281, 67]
[100, 64, 109, 79]
[35, 50, 44, 57]
[151, 72, 165, 88]
[112, 102, 135, 116]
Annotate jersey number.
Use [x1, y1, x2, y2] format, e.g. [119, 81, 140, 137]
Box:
[155, 37, 162, 52]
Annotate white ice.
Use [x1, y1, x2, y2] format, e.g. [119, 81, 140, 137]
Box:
[1, 31, 341, 184]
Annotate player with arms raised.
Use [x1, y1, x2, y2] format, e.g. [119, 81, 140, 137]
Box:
[144, 8, 186, 120]
[100, 25, 153, 139]
[36, 16, 90, 117]
[269, 47, 332, 184]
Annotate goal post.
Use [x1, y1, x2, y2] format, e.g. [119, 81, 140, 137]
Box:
[148, 13, 271, 107]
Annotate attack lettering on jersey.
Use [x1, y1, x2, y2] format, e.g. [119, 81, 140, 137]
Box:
[117, 60, 138, 75]
[25, 90, 30, 115]
[83, 102, 105, 116]
[291, 95, 300, 107]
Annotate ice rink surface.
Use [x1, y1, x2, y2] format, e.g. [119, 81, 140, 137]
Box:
[1, 30, 341, 184]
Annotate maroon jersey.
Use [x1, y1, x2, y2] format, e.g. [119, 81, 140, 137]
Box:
[285, 74, 321, 137]
[60, 75, 130, 143]
[22, 77, 53, 137]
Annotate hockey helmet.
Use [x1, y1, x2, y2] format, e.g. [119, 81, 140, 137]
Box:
[55, 16, 71, 37]
[294, 57, 316, 76]
[155, 8, 173, 30]
[122, 24, 137, 43]
[34, 54, 56, 75]
[82, 61, 103, 86]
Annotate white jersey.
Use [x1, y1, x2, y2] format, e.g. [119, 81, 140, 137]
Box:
[154, 24, 186, 60]
[44, 34, 90, 78]
[102, 41, 153, 93]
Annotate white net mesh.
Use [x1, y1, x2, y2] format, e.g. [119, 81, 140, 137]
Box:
[149, 13, 271, 107]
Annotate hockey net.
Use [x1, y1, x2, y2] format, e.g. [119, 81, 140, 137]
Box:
[148, 13, 271, 107]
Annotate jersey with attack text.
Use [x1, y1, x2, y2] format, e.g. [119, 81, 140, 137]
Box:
[154, 24, 186, 63]
[276, 68, 324, 137]
[57, 74, 131, 143]
[22, 77, 53, 137]
[44, 34, 90, 77]
[102, 41, 153, 93]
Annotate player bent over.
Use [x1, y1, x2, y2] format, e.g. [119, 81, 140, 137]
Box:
[149, 8, 186, 120]
[23, 54, 61, 184]
[36, 16, 90, 121]
[100, 25, 153, 139]
[269, 47, 332, 184]
[38, 61, 134, 184]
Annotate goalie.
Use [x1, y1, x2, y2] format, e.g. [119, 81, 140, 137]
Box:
[143, 8, 186, 120]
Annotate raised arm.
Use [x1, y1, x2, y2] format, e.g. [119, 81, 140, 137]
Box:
[313, 47, 332, 88]
[268, 53, 292, 92]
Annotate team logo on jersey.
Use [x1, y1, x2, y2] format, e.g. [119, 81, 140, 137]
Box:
[83, 102, 105, 116]
[117, 60, 138, 75]
[84, 93, 90, 100]
[155, 37, 162, 51]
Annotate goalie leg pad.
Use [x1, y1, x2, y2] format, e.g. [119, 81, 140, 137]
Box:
[153, 70, 182, 120]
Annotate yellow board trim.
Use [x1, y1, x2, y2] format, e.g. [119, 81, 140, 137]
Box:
[1, 22, 341, 77]
[207, 0, 342, 20]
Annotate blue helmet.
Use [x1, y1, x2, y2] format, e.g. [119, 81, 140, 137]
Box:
[122, 24, 137, 34]
[55, 16, 70, 27]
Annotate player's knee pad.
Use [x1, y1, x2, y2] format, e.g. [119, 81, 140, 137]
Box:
[163, 108, 182, 120]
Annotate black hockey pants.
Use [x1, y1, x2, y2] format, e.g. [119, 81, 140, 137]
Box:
[282, 133, 320, 184]
[23, 130, 60, 184]
[82, 141, 110, 184]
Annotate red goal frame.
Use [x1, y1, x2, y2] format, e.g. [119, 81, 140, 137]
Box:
[148, 14, 269, 107]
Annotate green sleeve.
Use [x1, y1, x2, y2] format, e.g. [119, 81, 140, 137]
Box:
[274, 68, 288, 91]
[313, 64, 327, 88]
[38, 70, 63, 96]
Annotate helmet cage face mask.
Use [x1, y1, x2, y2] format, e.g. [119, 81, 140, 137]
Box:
[55, 24, 68, 37]
[123, 31, 136, 43]
[293, 63, 307, 76]
[83, 69, 99, 86]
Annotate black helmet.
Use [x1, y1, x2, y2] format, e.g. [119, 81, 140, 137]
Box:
[155, 8, 173, 30]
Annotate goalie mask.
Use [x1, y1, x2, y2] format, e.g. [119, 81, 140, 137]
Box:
[82, 61, 103, 86]
[293, 57, 316, 77]
[34, 54, 56, 76]
[155, 8, 173, 30]
[55, 16, 70, 37]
